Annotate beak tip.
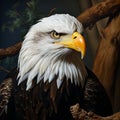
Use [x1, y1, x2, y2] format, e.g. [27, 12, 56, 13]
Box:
[81, 55, 84, 59]
[80, 51, 85, 59]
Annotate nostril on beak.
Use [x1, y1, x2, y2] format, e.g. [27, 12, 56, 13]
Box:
[73, 36, 77, 39]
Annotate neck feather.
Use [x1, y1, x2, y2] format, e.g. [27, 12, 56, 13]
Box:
[18, 44, 87, 90]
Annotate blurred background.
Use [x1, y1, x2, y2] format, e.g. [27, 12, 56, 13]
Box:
[0, 0, 120, 113]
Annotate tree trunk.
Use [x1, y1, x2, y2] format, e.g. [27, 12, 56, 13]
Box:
[93, 14, 120, 106]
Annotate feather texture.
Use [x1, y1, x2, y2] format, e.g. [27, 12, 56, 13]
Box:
[18, 14, 87, 90]
[0, 14, 112, 120]
[0, 78, 13, 116]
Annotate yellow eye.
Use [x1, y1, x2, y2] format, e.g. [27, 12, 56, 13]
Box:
[50, 31, 60, 39]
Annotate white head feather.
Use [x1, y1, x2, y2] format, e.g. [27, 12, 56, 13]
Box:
[18, 14, 87, 90]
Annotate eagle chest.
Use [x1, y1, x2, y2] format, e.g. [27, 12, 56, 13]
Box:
[16, 77, 83, 120]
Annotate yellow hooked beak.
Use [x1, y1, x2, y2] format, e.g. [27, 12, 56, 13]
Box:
[55, 32, 86, 59]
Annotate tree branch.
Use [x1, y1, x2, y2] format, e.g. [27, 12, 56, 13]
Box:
[70, 104, 120, 120]
[0, 42, 22, 59]
[77, 0, 120, 28]
[0, 66, 10, 73]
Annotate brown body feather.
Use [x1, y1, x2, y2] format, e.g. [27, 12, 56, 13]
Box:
[0, 78, 13, 116]
[0, 67, 113, 120]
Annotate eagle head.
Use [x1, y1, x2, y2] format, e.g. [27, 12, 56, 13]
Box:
[18, 14, 87, 90]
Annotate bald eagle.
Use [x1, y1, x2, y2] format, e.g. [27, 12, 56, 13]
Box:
[0, 14, 112, 120]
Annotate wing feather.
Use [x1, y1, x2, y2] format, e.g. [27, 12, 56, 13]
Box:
[0, 78, 13, 116]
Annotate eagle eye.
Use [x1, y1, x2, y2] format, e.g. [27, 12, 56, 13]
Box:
[50, 31, 61, 39]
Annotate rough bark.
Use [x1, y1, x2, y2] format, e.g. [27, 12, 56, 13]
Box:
[93, 14, 120, 105]
[77, 0, 120, 28]
[70, 103, 120, 120]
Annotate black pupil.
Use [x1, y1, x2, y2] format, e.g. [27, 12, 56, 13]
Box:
[55, 32, 59, 36]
